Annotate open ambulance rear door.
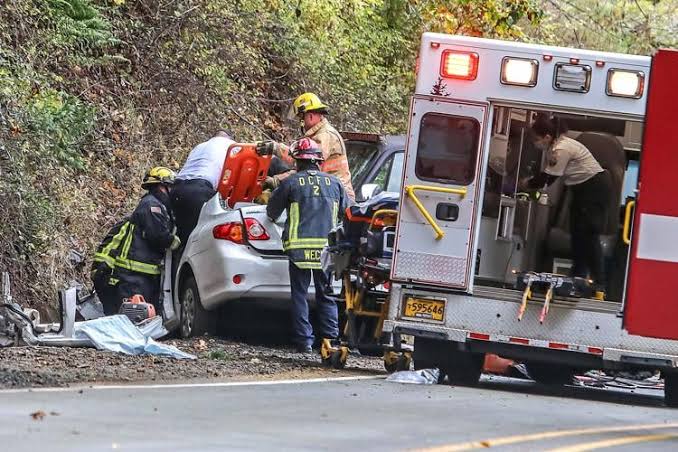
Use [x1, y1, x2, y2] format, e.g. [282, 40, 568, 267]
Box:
[391, 95, 487, 292]
[624, 49, 678, 340]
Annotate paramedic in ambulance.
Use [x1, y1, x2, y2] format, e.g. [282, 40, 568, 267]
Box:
[171, 130, 235, 245]
[524, 115, 611, 298]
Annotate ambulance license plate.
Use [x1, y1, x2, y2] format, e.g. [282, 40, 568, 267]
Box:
[403, 297, 445, 321]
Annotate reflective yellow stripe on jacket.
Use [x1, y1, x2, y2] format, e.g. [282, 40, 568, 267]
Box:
[294, 261, 322, 270]
[93, 222, 131, 269]
[114, 223, 161, 275]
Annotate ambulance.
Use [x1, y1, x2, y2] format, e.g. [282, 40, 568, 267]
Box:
[382, 33, 678, 405]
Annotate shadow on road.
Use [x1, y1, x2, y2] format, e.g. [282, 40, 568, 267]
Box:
[476, 375, 667, 409]
[216, 300, 295, 346]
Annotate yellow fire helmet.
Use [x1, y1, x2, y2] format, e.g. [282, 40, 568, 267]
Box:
[288, 92, 329, 120]
[141, 166, 176, 189]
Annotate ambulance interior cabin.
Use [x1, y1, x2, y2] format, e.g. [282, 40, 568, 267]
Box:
[477, 106, 641, 303]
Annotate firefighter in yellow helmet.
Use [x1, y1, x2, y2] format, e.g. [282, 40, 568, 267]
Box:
[91, 166, 181, 315]
[265, 93, 356, 201]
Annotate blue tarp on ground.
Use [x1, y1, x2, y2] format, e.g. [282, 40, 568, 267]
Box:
[73, 315, 196, 359]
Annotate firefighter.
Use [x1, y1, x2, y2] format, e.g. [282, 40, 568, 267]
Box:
[91, 167, 181, 315]
[524, 115, 611, 298]
[266, 93, 356, 201]
[266, 138, 349, 353]
[171, 130, 235, 245]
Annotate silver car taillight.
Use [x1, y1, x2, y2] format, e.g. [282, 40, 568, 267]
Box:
[244, 218, 270, 240]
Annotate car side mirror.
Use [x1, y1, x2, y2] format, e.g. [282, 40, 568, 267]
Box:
[360, 183, 380, 201]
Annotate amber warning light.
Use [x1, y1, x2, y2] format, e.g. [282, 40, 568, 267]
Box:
[440, 50, 479, 81]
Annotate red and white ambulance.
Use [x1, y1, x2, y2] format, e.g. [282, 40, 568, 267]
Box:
[382, 32, 678, 405]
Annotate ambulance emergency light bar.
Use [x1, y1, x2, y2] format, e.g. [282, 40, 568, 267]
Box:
[606, 69, 645, 99]
[438, 48, 645, 99]
[500, 57, 539, 87]
[440, 50, 479, 80]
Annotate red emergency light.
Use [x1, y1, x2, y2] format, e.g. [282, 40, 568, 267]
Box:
[440, 50, 479, 81]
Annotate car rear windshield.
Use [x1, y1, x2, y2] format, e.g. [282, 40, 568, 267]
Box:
[415, 113, 480, 185]
[346, 142, 379, 186]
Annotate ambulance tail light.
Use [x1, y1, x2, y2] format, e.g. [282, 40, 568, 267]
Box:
[606, 69, 645, 99]
[440, 50, 479, 81]
[500, 57, 539, 87]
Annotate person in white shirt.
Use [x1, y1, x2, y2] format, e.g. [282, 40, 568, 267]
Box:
[171, 130, 235, 244]
[526, 116, 611, 297]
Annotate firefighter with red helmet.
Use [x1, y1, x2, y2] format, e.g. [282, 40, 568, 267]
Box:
[267, 138, 349, 353]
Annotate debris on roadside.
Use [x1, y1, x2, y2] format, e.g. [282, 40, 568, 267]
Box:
[386, 368, 440, 385]
[30, 410, 46, 421]
[574, 370, 664, 391]
[0, 272, 193, 359]
[0, 272, 383, 389]
[0, 338, 384, 389]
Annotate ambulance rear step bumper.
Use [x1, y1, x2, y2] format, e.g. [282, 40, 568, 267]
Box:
[383, 284, 678, 370]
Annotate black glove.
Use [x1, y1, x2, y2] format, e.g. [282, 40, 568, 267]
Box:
[255, 140, 276, 156]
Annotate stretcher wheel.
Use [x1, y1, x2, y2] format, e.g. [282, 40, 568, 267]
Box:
[329, 350, 347, 369]
[383, 351, 411, 373]
[396, 353, 412, 372]
[383, 351, 398, 373]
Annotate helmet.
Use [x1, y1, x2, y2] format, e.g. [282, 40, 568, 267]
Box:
[289, 92, 328, 119]
[142, 166, 176, 189]
[290, 137, 324, 162]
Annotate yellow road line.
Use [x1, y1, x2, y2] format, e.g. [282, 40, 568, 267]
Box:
[416, 423, 678, 452]
[547, 433, 678, 452]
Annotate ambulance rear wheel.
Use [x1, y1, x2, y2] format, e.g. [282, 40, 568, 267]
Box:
[525, 362, 575, 385]
[180, 274, 214, 338]
[443, 350, 484, 387]
[412, 338, 446, 384]
[664, 372, 678, 408]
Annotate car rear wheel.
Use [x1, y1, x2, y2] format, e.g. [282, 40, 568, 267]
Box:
[444, 350, 484, 387]
[180, 274, 214, 338]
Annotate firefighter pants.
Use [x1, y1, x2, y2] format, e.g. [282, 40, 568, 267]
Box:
[92, 270, 121, 316]
[170, 179, 216, 245]
[570, 170, 611, 289]
[288, 261, 339, 348]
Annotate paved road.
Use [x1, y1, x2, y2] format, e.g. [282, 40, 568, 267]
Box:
[1, 375, 677, 451]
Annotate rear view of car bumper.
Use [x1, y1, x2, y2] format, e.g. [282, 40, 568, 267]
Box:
[182, 240, 339, 311]
[181, 240, 288, 310]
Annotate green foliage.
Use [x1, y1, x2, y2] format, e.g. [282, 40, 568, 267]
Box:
[25, 89, 94, 170]
[208, 349, 230, 360]
[538, 0, 677, 54]
[43, 0, 119, 53]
